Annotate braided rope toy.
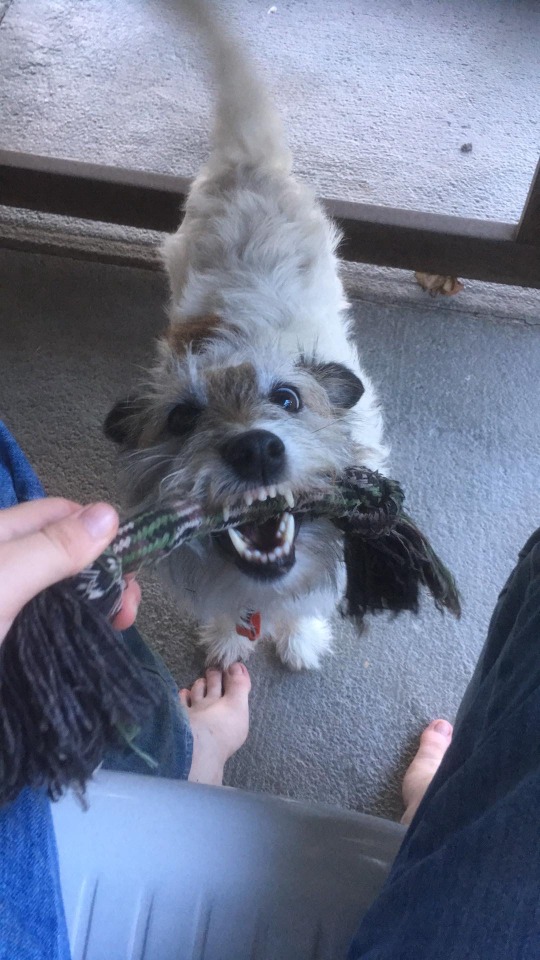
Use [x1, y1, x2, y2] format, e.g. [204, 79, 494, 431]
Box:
[0, 468, 459, 805]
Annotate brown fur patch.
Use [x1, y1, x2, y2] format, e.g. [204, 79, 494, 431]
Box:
[206, 363, 259, 421]
[166, 315, 222, 355]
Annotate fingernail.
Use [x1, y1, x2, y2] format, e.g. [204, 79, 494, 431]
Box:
[434, 720, 452, 737]
[228, 662, 243, 676]
[80, 503, 117, 539]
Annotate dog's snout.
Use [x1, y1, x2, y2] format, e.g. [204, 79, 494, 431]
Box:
[220, 429, 286, 484]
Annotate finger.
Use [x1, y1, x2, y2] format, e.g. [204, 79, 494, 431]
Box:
[0, 503, 119, 622]
[111, 579, 141, 631]
[0, 498, 80, 544]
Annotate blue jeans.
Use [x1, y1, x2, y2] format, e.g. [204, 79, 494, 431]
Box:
[0, 422, 192, 960]
[349, 527, 540, 959]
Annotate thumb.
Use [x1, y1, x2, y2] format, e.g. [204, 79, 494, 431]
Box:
[0, 503, 119, 626]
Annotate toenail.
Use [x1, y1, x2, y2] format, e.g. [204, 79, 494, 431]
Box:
[434, 720, 452, 737]
[228, 662, 243, 676]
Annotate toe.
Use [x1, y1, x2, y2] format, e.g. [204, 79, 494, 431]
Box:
[417, 719, 453, 762]
[205, 668, 223, 700]
[223, 662, 251, 700]
[179, 688, 191, 708]
[190, 677, 207, 703]
[401, 719, 452, 826]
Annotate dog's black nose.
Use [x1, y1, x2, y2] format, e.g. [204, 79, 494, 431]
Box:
[220, 429, 286, 484]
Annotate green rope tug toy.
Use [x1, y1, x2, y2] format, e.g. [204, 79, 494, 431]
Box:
[0, 467, 460, 805]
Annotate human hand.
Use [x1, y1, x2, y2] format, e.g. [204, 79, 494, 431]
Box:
[0, 498, 140, 643]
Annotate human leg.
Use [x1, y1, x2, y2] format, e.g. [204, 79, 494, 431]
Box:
[350, 528, 540, 959]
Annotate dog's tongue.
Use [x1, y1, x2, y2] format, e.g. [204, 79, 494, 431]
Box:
[238, 514, 283, 551]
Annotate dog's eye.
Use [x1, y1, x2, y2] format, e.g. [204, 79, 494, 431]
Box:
[167, 402, 201, 437]
[269, 384, 302, 413]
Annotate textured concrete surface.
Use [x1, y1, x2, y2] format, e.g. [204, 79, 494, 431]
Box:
[1, 0, 539, 220]
[1, 247, 538, 819]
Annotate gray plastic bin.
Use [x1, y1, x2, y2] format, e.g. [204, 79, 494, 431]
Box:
[52, 771, 404, 960]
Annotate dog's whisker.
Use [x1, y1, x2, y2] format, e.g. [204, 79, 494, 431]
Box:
[125, 451, 169, 475]
[310, 418, 348, 435]
[124, 450, 166, 464]
[159, 471, 181, 492]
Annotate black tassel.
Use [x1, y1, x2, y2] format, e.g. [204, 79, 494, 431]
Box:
[343, 515, 461, 619]
[0, 580, 159, 806]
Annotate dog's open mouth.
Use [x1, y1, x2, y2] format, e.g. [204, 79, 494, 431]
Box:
[214, 488, 300, 580]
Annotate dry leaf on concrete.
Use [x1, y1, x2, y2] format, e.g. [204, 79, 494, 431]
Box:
[415, 273, 464, 297]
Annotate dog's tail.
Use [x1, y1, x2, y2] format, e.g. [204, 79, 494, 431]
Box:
[177, 0, 292, 174]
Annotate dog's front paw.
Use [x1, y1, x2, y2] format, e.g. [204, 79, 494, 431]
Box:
[274, 617, 333, 671]
[199, 620, 255, 669]
[204, 647, 254, 670]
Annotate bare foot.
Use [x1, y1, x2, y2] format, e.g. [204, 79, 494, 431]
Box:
[179, 663, 251, 786]
[401, 719, 453, 826]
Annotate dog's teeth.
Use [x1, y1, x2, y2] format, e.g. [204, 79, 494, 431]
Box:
[268, 485, 277, 499]
[222, 505, 230, 523]
[274, 546, 284, 559]
[259, 553, 268, 564]
[245, 549, 255, 560]
[257, 489, 268, 502]
[252, 549, 262, 560]
[228, 528, 247, 556]
[267, 550, 277, 563]
[278, 517, 287, 536]
[282, 540, 291, 556]
[244, 493, 254, 507]
[282, 512, 295, 548]
[277, 483, 294, 509]
[284, 489, 295, 509]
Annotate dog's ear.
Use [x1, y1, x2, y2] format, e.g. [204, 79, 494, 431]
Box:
[302, 360, 364, 409]
[104, 394, 149, 447]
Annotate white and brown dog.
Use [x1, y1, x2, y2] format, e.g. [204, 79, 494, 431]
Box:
[105, 0, 387, 670]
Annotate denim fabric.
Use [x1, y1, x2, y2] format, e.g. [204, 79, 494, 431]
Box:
[101, 626, 193, 780]
[349, 529, 540, 960]
[0, 423, 70, 960]
[0, 422, 44, 506]
[0, 422, 192, 959]
[0, 790, 70, 960]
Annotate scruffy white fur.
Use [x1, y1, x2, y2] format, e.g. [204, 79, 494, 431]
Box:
[107, 0, 387, 669]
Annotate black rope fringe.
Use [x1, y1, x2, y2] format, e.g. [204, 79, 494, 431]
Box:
[342, 515, 461, 619]
[0, 580, 159, 806]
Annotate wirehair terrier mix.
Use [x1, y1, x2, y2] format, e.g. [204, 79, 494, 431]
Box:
[105, 0, 388, 670]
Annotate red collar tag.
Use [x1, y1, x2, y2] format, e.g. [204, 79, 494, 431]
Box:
[236, 609, 262, 642]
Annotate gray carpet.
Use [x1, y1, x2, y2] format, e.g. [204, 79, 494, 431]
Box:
[1, 247, 539, 819]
